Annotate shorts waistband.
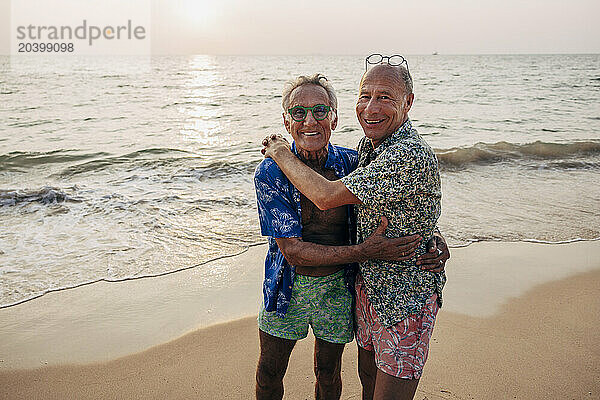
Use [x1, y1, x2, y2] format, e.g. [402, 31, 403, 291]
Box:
[295, 268, 346, 284]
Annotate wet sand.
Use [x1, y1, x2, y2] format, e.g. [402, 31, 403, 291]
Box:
[1, 241, 599, 399]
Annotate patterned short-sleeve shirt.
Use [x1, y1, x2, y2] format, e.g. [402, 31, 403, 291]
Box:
[254, 142, 359, 317]
[340, 119, 445, 327]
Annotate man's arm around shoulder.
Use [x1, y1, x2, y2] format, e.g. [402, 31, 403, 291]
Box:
[261, 135, 360, 210]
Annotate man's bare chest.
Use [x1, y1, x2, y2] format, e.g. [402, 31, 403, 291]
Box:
[299, 168, 348, 245]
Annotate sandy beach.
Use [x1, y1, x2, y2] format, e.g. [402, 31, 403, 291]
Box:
[1, 240, 599, 399]
[2, 1, 599, 397]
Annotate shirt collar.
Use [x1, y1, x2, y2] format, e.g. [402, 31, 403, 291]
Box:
[291, 141, 344, 176]
[373, 118, 414, 156]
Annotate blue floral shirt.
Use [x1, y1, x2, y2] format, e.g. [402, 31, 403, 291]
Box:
[254, 142, 359, 317]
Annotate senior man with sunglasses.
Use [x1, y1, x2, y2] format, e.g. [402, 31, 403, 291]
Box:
[261, 56, 449, 400]
[254, 73, 445, 400]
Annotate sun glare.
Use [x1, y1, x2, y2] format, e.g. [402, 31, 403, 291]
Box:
[176, 0, 222, 29]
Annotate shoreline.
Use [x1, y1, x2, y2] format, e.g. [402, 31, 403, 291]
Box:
[3, 237, 599, 312]
[1, 240, 599, 370]
[1, 268, 598, 399]
[0, 240, 599, 399]
[0, 242, 269, 311]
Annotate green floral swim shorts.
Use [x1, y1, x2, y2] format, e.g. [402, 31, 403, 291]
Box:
[258, 269, 354, 344]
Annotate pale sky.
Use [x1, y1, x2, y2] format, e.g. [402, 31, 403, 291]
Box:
[1, 0, 599, 55]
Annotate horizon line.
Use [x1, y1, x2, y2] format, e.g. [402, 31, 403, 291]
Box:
[2, 52, 599, 57]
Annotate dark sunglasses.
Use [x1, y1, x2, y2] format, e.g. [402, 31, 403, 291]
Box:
[365, 53, 410, 75]
[288, 104, 331, 122]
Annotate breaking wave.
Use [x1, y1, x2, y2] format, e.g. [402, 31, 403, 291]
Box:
[0, 150, 110, 172]
[0, 187, 80, 206]
[436, 140, 600, 169]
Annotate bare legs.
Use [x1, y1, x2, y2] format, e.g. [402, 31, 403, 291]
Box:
[358, 346, 377, 399]
[256, 330, 296, 400]
[256, 330, 345, 400]
[357, 346, 420, 400]
[314, 338, 345, 400]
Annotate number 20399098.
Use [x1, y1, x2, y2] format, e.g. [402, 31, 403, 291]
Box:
[18, 42, 74, 52]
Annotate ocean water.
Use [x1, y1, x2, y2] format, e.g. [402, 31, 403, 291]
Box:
[1, 54, 599, 308]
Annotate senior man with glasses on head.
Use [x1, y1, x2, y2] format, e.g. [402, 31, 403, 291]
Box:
[254, 73, 446, 400]
[261, 56, 449, 400]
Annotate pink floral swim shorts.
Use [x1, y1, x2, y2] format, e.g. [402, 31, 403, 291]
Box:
[355, 274, 439, 379]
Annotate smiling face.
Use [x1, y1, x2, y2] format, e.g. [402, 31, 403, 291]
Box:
[356, 65, 414, 147]
[283, 84, 337, 153]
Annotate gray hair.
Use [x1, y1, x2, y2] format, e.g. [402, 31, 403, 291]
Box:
[398, 65, 413, 95]
[281, 73, 338, 111]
